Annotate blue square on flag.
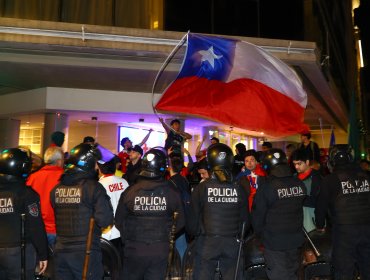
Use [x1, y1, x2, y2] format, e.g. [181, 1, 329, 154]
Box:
[178, 33, 236, 82]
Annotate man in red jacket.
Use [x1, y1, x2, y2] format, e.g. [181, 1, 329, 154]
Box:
[238, 149, 266, 212]
[27, 146, 64, 246]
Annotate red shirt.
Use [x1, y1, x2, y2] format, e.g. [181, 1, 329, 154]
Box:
[27, 165, 64, 234]
[118, 150, 129, 174]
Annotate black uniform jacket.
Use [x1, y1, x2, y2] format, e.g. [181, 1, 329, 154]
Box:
[0, 175, 48, 260]
[187, 177, 250, 238]
[115, 176, 185, 244]
[124, 159, 142, 186]
[252, 175, 307, 251]
[50, 169, 114, 251]
[315, 164, 370, 228]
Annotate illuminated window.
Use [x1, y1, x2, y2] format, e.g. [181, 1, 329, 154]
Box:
[118, 126, 165, 154]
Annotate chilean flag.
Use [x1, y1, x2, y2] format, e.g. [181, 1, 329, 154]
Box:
[155, 33, 308, 137]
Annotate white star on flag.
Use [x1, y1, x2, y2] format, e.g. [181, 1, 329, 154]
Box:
[198, 46, 223, 68]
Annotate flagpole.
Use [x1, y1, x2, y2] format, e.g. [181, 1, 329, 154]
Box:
[318, 118, 325, 148]
[151, 31, 189, 116]
[150, 31, 189, 133]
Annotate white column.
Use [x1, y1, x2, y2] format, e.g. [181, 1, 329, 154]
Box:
[43, 113, 69, 153]
[0, 119, 21, 149]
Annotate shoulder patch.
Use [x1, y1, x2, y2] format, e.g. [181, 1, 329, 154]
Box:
[28, 203, 39, 217]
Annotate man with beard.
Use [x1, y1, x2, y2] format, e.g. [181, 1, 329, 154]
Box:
[124, 145, 144, 186]
[291, 149, 321, 232]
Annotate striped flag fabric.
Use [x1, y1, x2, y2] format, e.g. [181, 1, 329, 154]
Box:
[155, 33, 308, 137]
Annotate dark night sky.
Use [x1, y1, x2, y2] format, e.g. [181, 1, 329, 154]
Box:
[165, 0, 304, 40]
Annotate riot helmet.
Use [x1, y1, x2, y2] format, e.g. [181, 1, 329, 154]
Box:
[329, 144, 354, 167]
[262, 148, 290, 176]
[140, 148, 167, 179]
[0, 148, 32, 178]
[207, 143, 234, 171]
[207, 143, 234, 183]
[66, 143, 102, 173]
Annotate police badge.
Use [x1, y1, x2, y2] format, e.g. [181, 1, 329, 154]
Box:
[218, 152, 226, 160]
[28, 203, 39, 217]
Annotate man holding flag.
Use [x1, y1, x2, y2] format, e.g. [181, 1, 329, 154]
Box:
[155, 33, 308, 138]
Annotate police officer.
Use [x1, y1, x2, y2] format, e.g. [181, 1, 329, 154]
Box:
[50, 143, 114, 280]
[115, 148, 185, 279]
[187, 143, 250, 279]
[252, 148, 307, 280]
[0, 148, 48, 279]
[315, 144, 370, 279]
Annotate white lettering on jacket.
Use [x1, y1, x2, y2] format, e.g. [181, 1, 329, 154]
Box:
[341, 179, 370, 195]
[207, 188, 238, 203]
[0, 197, 13, 214]
[55, 187, 81, 204]
[133, 196, 167, 211]
[277, 186, 305, 199]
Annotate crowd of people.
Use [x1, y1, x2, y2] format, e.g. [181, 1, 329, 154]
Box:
[0, 122, 370, 280]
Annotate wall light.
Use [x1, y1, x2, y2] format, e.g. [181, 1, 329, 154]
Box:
[358, 40, 364, 67]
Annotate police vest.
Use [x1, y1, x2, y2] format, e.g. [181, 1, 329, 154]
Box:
[124, 185, 171, 243]
[334, 170, 370, 224]
[265, 177, 306, 233]
[202, 179, 241, 237]
[53, 182, 92, 237]
[0, 185, 24, 247]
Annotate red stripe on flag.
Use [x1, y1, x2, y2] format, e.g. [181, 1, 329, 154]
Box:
[155, 76, 308, 137]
